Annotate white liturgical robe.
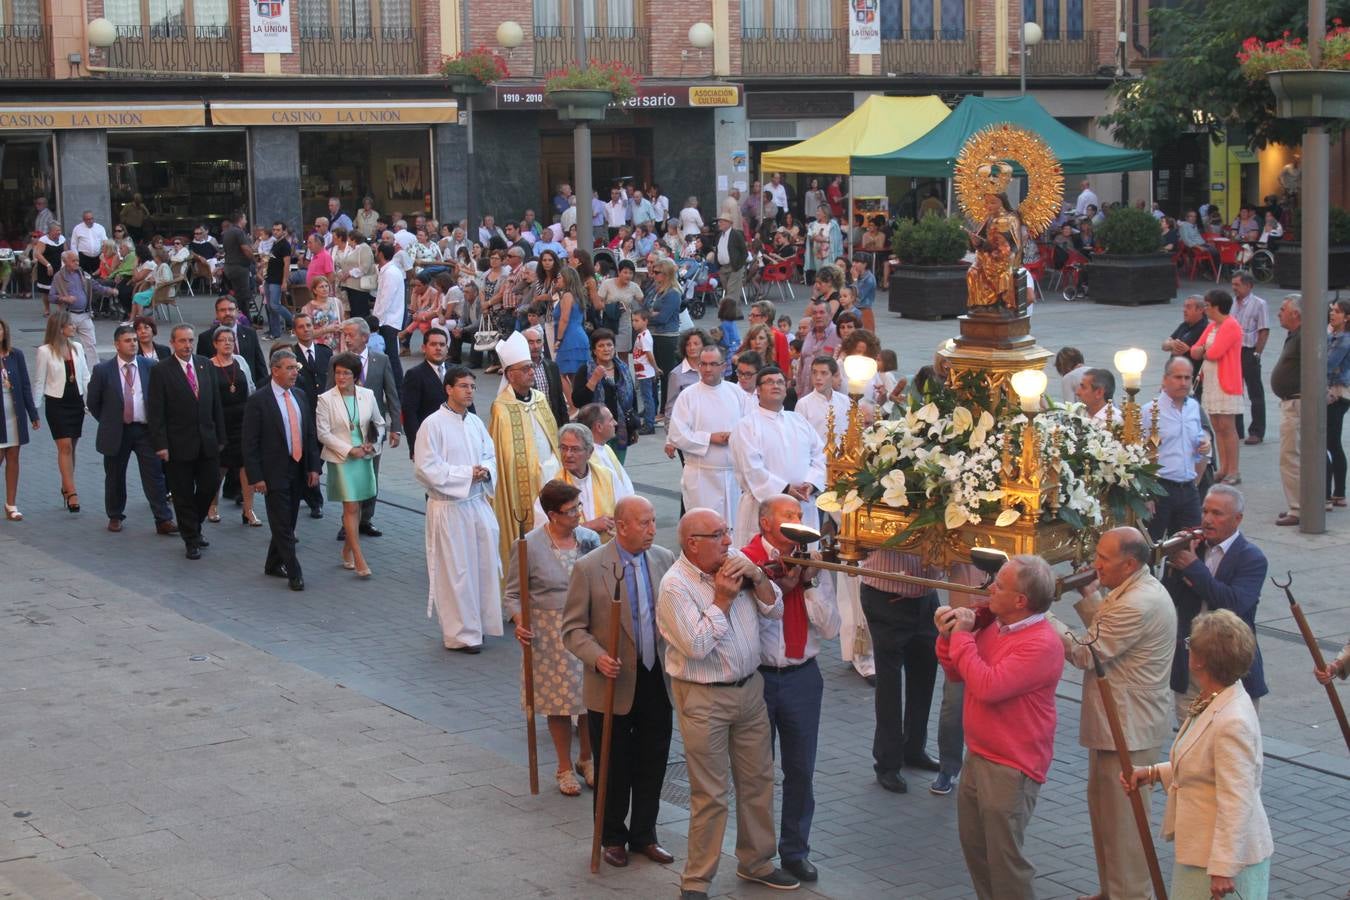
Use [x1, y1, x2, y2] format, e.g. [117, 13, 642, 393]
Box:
[730, 404, 825, 543]
[794, 388, 853, 447]
[414, 405, 503, 649]
[667, 379, 744, 528]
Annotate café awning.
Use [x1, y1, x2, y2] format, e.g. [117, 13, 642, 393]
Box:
[760, 95, 952, 175]
[849, 94, 1152, 177]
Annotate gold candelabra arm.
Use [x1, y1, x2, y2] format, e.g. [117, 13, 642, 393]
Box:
[1120, 386, 1143, 447]
[1001, 429, 1015, 481]
[825, 401, 838, 457]
[1147, 399, 1161, 462]
[842, 393, 864, 463]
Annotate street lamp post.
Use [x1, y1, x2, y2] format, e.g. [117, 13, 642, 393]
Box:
[1019, 22, 1043, 95]
[1299, 0, 1329, 533]
[571, 0, 594, 252]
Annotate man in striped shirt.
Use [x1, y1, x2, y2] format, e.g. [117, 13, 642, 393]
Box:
[656, 508, 798, 899]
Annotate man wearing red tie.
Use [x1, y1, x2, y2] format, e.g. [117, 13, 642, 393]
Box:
[242, 348, 321, 591]
[148, 324, 226, 559]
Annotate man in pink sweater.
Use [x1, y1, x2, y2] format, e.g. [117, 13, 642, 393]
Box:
[936, 554, 1064, 900]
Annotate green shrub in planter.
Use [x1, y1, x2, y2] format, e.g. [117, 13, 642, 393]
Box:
[1096, 206, 1163, 255]
[1330, 207, 1350, 244]
[894, 213, 969, 266]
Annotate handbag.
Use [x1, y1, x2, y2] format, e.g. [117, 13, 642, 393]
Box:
[473, 330, 500, 351]
[358, 269, 377, 292]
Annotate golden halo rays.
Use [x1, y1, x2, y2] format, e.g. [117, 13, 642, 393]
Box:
[954, 124, 1064, 237]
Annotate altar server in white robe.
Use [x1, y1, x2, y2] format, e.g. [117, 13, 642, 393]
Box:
[414, 365, 502, 653]
[788, 354, 876, 680]
[666, 345, 744, 528]
[730, 366, 825, 545]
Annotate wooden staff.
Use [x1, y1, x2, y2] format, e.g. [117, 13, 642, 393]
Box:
[590, 577, 623, 874]
[1272, 572, 1350, 753]
[1089, 646, 1168, 900]
[516, 515, 539, 796]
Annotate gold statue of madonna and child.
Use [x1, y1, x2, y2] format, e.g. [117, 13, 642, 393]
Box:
[955, 125, 1064, 317]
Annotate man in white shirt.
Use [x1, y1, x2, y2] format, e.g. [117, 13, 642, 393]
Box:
[1075, 368, 1121, 426]
[766, 174, 789, 225]
[1074, 180, 1099, 218]
[391, 219, 417, 251]
[372, 242, 407, 388]
[560, 196, 578, 232]
[730, 366, 825, 543]
[667, 346, 745, 528]
[746, 494, 839, 884]
[656, 508, 796, 897]
[605, 187, 629, 240]
[71, 210, 107, 275]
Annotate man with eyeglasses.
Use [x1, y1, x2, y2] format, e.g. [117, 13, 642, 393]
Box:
[656, 507, 798, 898]
[667, 345, 745, 528]
[1045, 526, 1176, 900]
[731, 350, 762, 414]
[534, 423, 630, 542]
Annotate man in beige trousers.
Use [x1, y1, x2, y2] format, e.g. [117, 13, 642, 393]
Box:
[1048, 527, 1177, 900]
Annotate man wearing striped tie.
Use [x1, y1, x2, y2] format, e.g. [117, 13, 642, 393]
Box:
[242, 348, 321, 591]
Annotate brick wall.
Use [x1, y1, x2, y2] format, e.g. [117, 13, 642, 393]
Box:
[974, 0, 999, 74]
[649, 1, 714, 79]
[421, 0, 442, 72]
[467, 0, 534, 76]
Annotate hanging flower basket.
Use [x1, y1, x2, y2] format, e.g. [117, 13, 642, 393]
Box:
[544, 59, 639, 120]
[1267, 69, 1350, 120]
[545, 88, 615, 121]
[440, 46, 509, 94]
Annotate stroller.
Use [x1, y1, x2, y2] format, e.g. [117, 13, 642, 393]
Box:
[678, 257, 716, 320]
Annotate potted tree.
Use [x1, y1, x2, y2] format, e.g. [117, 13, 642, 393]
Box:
[1276, 207, 1350, 289]
[1238, 21, 1350, 120]
[544, 59, 640, 121]
[440, 46, 509, 94]
[1089, 206, 1174, 306]
[888, 213, 970, 319]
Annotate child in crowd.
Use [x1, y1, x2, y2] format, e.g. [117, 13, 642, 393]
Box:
[630, 309, 658, 434]
[876, 348, 908, 419]
[716, 295, 742, 360]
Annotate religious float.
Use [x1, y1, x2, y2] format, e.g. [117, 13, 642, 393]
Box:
[814, 125, 1164, 577]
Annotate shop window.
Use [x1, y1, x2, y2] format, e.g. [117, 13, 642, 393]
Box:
[106, 130, 248, 239]
[298, 129, 431, 228]
[0, 134, 55, 246]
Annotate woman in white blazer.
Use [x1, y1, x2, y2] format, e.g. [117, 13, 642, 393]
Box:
[32, 311, 91, 512]
[316, 351, 385, 577]
[1124, 609, 1273, 900]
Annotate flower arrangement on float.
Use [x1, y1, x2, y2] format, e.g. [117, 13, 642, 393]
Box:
[816, 373, 1162, 544]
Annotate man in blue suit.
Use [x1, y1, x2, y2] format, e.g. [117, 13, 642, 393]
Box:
[1162, 483, 1268, 721]
[86, 324, 176, 534]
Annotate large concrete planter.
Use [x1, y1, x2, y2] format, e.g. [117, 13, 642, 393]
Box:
[1089, 254, 1175, 306]
[1274, 241, 1350, 290]
[888, 264, 968, 319]
[1267, 69, 1350, 121]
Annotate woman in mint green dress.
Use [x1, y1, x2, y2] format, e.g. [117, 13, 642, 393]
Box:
[316, 352, 384, 576]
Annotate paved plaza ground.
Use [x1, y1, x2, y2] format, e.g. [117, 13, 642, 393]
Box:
[0, 275, 1347, 899]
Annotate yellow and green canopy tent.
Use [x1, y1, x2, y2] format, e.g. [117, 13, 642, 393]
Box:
[760, 94, 953, 174]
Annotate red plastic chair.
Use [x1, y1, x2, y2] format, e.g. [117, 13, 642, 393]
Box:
[1188, 244, 1217, 281]
[1214, 240, 1241, 282]
[759, 259, 796, 304]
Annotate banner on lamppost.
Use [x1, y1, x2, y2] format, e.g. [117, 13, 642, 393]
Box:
[849, 0, 880, 55]
[250, 0, 293, 53]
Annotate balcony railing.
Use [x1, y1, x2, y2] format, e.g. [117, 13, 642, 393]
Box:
[880, 31, 979, 75]
[533, 26, 651, 75]
[742, 28, 848, 76]
[1027, 31, 1103, 76]
[107, 24, 238, 73]
[0, 24, 49, 80]
[299, 25, 422, 76]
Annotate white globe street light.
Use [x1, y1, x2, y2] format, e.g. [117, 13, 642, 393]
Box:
[1020, 21, 1043, 94]
[87, 17, 118, 49]
[688, 22, 715, 50]
[496, 20, 524, 50]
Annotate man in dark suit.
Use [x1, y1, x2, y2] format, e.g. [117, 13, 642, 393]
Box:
[196, 295, 267, 387]
[1162, 483, 1269, 720]
[561, 496, 676, 870]
[149, 323, 226, 559]
[328, 317, 401, 537]
[86, 324, 176, 535]
[523, 326, 568, 433]
[242, 348, 321, 592]
[401, 327, 451, 458]
[291, 312, 333, 518]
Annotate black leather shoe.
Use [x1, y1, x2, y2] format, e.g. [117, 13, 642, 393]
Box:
[264, 565, 288, 578]
[876, 770, 908, 793]
[185, 545, 201, 560]
[309, 507, 324, 519]
[782, 858, 818, 883]
[735, 867, 800, 890]
[905, 753, 942, 772]
[288, 576, 305, 592]
[195, 538, 210, 548]
[358, 523, 382, 537]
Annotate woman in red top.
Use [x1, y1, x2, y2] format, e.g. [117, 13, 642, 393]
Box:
[1191, 289, 1244, 484]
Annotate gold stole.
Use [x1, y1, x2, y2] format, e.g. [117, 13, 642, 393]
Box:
[558, 463, 615, 542]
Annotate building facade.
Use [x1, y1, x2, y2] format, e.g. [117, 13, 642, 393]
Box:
[2, 0, 1344, 246]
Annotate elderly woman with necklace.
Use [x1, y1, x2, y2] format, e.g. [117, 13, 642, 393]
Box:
[571, 328, 638, 464]
[506, 479, 601, 796]
[1123, 609, 1272, 900]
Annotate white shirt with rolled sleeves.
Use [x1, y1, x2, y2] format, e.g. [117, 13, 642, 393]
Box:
[730, 404, 825, 542]
[657, 550, 783, 684]
[667, 380, 745, 528]
[372, 260, 406, 331]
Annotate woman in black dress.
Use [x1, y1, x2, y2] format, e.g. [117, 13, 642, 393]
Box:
[205, 326, 260, 527]
[32, 311, 90, 512]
